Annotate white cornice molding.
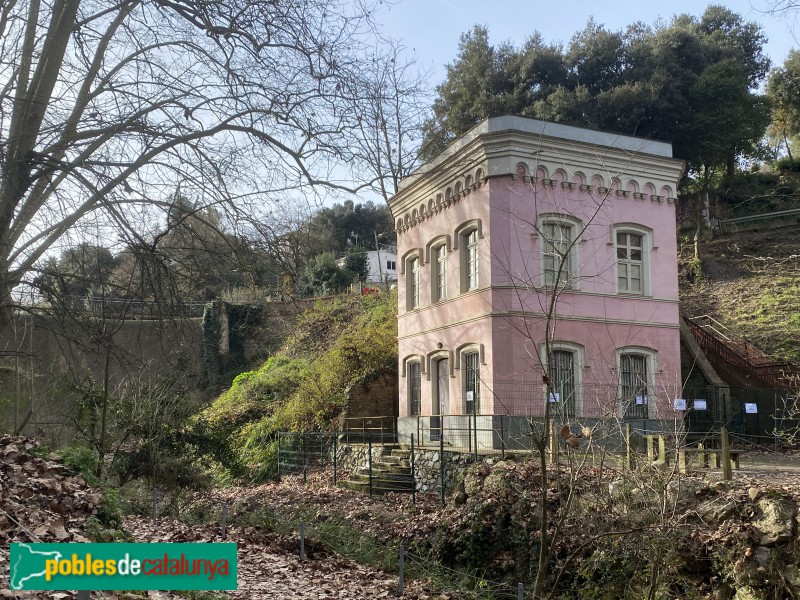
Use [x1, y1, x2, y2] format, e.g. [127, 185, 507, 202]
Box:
[390, 116, 686, 236]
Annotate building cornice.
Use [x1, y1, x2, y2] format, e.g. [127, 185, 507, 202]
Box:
[389, 116, 686, 237]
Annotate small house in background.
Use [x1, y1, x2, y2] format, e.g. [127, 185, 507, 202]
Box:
[365, 246, 398, 284]
[389, 115, 685, 450]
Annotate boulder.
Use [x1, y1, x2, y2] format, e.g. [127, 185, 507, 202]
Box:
[462, 463, 490, 497]
[751, 496, 796, 546]
[733, 586, 762, 600]
[753, 546, 770, 568]
[698, 498, 737, 524]
[666, 479, 702, 510]
[482, 464, 511, 496]
[783, 565, 800, 596]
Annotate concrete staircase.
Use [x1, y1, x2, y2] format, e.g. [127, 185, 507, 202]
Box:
[341, 447, 415, 495]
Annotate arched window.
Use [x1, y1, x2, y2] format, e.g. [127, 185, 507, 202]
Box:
[539, 214, 581, 290]
[540, 342, 585, 418]
[432, 242, 448, 301]
[613, 224, 652, 295]
[454, 220, 482, 294]
[616, 347, 657, 419]
[408, 360, 422, 416]
[401, 249, 423, 310]
[462, 349, 480, 414]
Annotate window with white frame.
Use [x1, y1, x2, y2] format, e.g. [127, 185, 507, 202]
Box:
[615, 229, 648, 294]
[618, 351, 653, 419]
[540, 216, 579, 289]
[456, 228, 480, 293]
[433, 244, 447, 301]
[462, 350, 480, 414]
[406, 255, 421, 309]
[408, 361, 422, 416]
[455, 221, 482, 294]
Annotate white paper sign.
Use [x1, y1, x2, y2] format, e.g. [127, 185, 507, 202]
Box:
[693, 399, 707, 411]
[635, 395, 648, 405]
[466, 391, 474, 403]
[745, 402, 758, 414]
[673, 398, 687, 411]
[548, 392, 560, 403]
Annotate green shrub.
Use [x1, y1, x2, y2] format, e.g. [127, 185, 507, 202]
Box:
[775, 156, 800, 172]
[60, 445, 101, 486]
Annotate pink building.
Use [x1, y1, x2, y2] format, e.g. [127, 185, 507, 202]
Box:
[389, 116, 685, 449]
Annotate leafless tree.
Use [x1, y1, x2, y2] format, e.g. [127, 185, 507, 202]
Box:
[480, 149, 684, 595]
[0, 0, 421, 334]
[346, 39, 430, 203]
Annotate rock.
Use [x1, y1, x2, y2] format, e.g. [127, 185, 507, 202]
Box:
[666, 479, 701, 509]
[714, 480, 731, 492]
[753, 546, 770, 568]
[462, 467, 487, 497]
[697, 498, 737, 524]
[783, 565, 800, 595]
[454, 490, 468, 504]
[748, 487, 763, 502]
[733, 586, 761, 600]
[751, 496, 796, 546]
[482, 466, 509, 496]
[608, 479, 626, 500]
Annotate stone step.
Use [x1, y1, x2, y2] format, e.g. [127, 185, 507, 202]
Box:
[341, 475, 415, 494]
[357, 464, 409, 476]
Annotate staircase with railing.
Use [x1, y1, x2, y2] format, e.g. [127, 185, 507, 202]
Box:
[684, 315, 800, 389]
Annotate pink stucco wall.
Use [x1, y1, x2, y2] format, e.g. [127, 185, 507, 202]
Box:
[395, 130, 682, 422]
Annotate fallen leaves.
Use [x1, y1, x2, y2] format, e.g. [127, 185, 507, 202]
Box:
[0, 435, 103, 599]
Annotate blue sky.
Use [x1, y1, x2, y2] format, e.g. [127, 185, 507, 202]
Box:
[374, 0, 799, 86]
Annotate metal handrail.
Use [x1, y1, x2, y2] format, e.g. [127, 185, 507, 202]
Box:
[684, 316, 800, 388]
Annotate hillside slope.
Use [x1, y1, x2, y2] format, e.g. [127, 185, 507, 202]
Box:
[680, 225, 800, 364]
[192, 292, 398, 481]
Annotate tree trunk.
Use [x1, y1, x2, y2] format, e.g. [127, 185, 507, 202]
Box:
[726, 153, 736, 184]
[0, 268, 13, 340]
[784, 128, 794, 163]
[534, 405, 551, 598]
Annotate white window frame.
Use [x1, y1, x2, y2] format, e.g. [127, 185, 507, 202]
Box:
[538, 214, 581, 290]
[454, 220, 483, 294]
[615, 346, 657, 419]
[539, 341, 584, 417]
[613, 224, 652, 296]
[401, 249, 423, 310]
[434, 244, 448, 301]
[426, 235, 451, 303]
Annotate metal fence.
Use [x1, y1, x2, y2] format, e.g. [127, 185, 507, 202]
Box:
[682, 385, 800, 447]
[63, 295, 207, 318]
[340, 415, 397, 444]
[277, 432, 340, 482]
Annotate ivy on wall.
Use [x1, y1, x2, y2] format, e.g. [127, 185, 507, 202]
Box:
[201, 301, 223, 392]
[201, 301, 265, 393]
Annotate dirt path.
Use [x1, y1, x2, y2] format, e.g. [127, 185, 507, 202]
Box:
[123, 515, 437, 600]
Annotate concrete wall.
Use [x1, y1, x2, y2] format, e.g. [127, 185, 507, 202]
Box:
[0, 300, 307, 441]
